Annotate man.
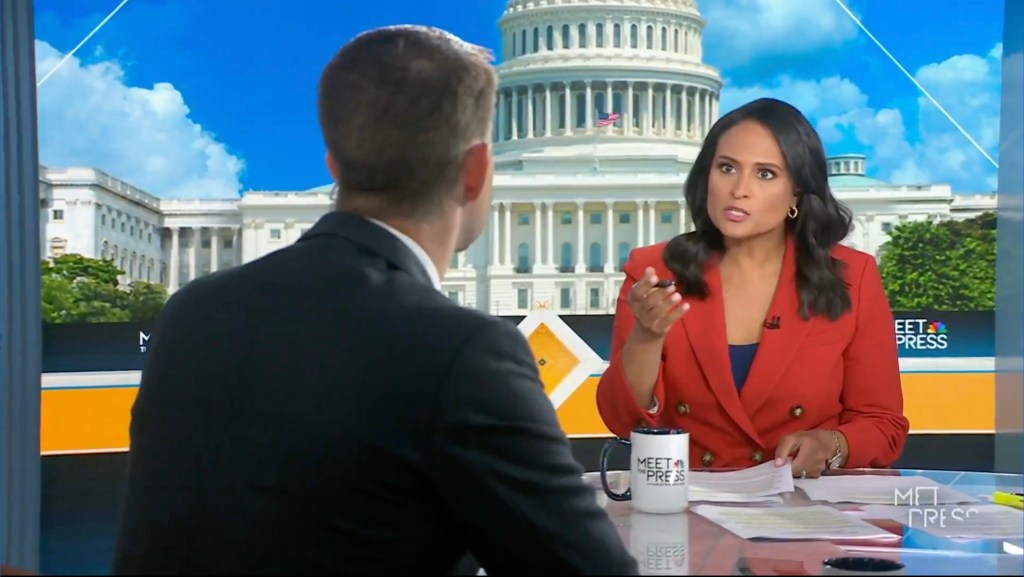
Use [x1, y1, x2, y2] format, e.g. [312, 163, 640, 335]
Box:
[112, 25, 638, 576]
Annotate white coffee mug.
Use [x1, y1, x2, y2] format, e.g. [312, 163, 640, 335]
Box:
[629, 511, 689, 575]
[599, 427, 689, 514]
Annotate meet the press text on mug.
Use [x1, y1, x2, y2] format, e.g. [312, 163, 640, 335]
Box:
[642, 544, 687, 573]
[638, 457, 687, 485]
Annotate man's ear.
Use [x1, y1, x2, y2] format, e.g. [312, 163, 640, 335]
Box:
[325, 151, 340, 182]
[459, 142, 491, 204]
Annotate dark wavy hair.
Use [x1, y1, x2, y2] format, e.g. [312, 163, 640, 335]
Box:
[663, 97, 854, 320]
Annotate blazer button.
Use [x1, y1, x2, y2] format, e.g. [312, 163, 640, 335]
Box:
[752, 449, 764, 464]
[675, 402, 689, 415]
[702, 451, 715, 467]
[790, 404, 805, 418]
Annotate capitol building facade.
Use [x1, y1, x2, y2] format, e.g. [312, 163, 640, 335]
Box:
[38, 0, 996, 315]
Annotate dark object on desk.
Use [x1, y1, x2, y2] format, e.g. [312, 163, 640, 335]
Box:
[111, 212, 638, 575]
[822, 556, 906, 575]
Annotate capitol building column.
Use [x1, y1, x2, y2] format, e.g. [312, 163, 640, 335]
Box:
[231, 226, 241, 266]
[545, 202, 555, 268]
[647, 200, 656, 245]
[168, 226, 180, 292]
[188, 227, 198, 282]
[585, 81, 593, 132]
[565, 83, 573, 135]
[532, 202, 542, 271]
[575, 201, 585, 273]
[604, 201, 614, 273]
[497, 90, 506, 141]
[210, 226, 220, 273]
[702, 89, 712, 137]
[665, 84, 675, 138]
[502, 202, 512, 267]
[636, 200, 645, 247]
[526, 85, 534, 138]
[490, 203, 500, 266]
[626, 82, 634, 134]
[605, 82, 612, 123]
[510, 87, 519, 140]
[544, 85, 552, 137]
[242, 221, 258, 265]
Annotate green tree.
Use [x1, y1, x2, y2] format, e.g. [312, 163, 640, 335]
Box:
[41, 253, 121, 286]
[41, 254, 169, 323]
[878, 211, 996, 311]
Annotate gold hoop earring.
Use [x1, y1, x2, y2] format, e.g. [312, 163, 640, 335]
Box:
[787, 205, 799, 219]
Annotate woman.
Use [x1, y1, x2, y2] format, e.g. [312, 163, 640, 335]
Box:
[596, 98, 909, 477]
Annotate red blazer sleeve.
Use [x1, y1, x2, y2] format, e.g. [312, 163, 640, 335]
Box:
[595, 249, 668, 439]
[834, 256, 910, 468]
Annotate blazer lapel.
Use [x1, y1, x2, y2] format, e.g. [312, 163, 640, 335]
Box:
[298, 211, 435, 288]
[740, 235, 815, 416]
[681, 258, 763, 445]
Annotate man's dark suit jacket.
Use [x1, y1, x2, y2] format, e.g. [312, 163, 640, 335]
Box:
[111, 211, 638, 576]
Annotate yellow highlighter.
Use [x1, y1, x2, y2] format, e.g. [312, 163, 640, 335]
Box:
[993, 491, 1024, 510]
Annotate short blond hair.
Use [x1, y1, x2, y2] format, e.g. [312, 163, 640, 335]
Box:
[318, 25, 496, 216]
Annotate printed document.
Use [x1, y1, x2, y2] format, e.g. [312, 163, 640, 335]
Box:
[689, 461, 794, 502]
[691, 504, 902, 541]
[861, 503, 1024, 539]
[794, 475, 979, 505]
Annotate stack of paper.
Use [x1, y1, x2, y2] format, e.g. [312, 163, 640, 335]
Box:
[794, 475, 979, 505]
[689, 461, 794, 502]
[861, 503, 1024, 539]
[691, 504, 902, 541]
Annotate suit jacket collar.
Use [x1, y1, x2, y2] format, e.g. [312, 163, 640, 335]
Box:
[299, 211, 436, 290]
[679, 233, 815, 446]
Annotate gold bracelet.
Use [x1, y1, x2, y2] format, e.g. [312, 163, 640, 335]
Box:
[826, 430, 844, 469]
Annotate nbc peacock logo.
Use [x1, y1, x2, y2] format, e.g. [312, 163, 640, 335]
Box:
[895, 318, 950, 351]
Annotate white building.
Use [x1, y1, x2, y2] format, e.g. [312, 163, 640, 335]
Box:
[38, 0, 995, 315]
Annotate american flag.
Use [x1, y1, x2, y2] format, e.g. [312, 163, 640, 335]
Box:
[596, 111, 621, 127]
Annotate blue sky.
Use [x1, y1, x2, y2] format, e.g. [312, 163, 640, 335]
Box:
[33, 0, 1005, 198]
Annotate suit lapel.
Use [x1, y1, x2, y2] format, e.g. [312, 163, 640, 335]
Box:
[739, 235, 815, 416]
[681, 257, 763, 445]
[298, 211, 435, 288]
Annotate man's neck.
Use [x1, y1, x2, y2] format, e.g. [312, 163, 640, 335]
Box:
[335, 194, 460, 283]
[385, 217, 453, 278]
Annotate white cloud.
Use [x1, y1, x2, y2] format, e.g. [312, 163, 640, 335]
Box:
[35, 40, 245, 199]
[720, 75, 868, 120]
[718, 43, 1004, 193]
[702, 0, 860, 68]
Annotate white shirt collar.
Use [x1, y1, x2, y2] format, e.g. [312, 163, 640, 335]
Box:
[366, 218, 442, 291]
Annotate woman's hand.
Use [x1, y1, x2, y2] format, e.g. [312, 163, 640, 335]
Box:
[627, 267, 690, 339]
[774, 429, 846, 479]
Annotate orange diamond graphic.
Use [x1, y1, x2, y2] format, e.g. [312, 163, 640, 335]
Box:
[526, 323, 581, 395]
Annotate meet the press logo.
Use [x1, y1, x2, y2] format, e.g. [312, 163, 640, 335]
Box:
[637, 457, 686, 485]
[895, 486, 977, 528]
[894, 318, 949, 351]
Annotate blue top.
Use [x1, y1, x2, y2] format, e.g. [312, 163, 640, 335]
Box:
[728, 343, 759, 390]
